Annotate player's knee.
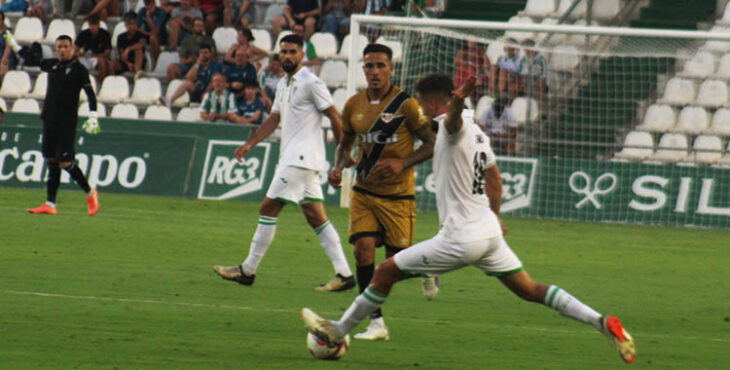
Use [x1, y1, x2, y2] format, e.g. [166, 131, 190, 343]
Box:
[353, 243, 374, 265]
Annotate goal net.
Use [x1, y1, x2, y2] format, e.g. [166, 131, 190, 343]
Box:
[343, 15, 730, 229]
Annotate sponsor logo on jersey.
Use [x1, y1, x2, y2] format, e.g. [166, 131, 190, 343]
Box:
[358, 130, 398, 144]
[198, 140, 272, 200]
[379, 113, 394, 123]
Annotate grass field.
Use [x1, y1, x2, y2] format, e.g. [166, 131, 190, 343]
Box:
[2, 186, 729, 369]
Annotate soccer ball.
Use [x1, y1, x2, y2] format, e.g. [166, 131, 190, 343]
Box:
[306, 332, 350, 360]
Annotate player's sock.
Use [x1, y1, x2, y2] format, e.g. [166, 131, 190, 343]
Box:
[335, 287, 388, 335]
[314, 220, 353, 277]
[241, 216, 277, 275]
[47, 163, 61, 204]
[544, 285, 602, 331]
[64, 163, 92, 193]
[356, 264, 383, 319]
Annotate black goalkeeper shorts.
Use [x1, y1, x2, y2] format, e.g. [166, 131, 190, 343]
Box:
[42, 126, 76, 162]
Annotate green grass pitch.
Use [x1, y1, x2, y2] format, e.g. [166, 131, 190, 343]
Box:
[1, 187, 729, 369]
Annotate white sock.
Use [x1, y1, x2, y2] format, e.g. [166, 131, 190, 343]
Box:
[544, 285, 602, 331]
[45, 201, 56, 208]
[335, 287, 388, 335]
[241, 216, 277, 275]
[315, 220, 353, 277]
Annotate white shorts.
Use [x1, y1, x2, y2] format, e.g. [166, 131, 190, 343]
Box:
[266, 165, 324, 205]
[393, 235, 523, 277]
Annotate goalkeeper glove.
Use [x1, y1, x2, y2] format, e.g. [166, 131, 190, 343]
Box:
[3, 31, 21, 53]
[82, 112, 101, 135]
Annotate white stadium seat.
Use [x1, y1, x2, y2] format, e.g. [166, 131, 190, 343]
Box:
[28, 72, 48, 100]
[536, 18, 565, 45]
[81, 20, 109, 31]
[14, 17, 44, 44]
[710, 108, 730, 136]
[150, 51, 179, 78]
[375, 36, 403, 62]
[524, 0, 556, 18]
[703, 26, 730, 52]
[320, 60, 348, 89]
[555, 0, 586, 19]
[475, 95, 495, 126]
[682, 52, 716, 78]
[569, 19, 600, 45]
[251, 28, 272, 53]
[614, 131, 654, 161]
[144, 105, 173, 121]
[78, 102, 107, 117]
[718, 2, 730, 25]
[353, 61, 367, 90]
[720, 141, 730, 165]
[695, 80, 728, 107]
[504, 16, 535, 43]
[11, 98, 41, 114]
[649, 133, 689, 163]
[165, 79, 190, 108]
[111, 22, 126, 48]
[97, 76, 130, 104]
[550, 44, 581, 72]
[110, 103, 139, 119]
[128, 78, 163, 105]
[212, 27, 238, 53]
[660, 78, 695, 106]
[0, 70, 32, 98]
[486, 40, 505, 64]
[510, 97, 538, 124]
[637, 104, 676, 132]
[673, 106, 709, 134]
[310, 32, 338, 59]
[80, 75, 98, 102]
[692, 135, 723, 165]
[332, 88, 347, 112]
[337, 34, 368, 60]
[0, 97, 6, 112]
[44, 19, 76, 44]
[715, 53, 730, 78]
[273, 30, 293, 53]
[177, 107, 201, 122]
[591, 0, 621, 20]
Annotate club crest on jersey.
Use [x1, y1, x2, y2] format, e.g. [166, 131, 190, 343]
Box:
[379, 113, 394, 123]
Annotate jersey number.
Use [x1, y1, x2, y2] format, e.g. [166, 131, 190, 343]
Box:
[472, 151, 488, 195]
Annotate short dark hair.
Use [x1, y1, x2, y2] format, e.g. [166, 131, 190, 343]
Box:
[56, 35, 73, 44]
[239, 27, 255, 42]
[416, 74, 454, 100]
[280, 34, 303, 47]
[88, 14, 101, 24]
[363, 43, 393, 60]
[0, 11, 5, 21]
[243, 80, 260, 89]
[199, 43, 213, 52]
[144, 0, 154, 4]
[124, 11, 137, 22]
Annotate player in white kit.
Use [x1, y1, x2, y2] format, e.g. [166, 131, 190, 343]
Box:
[213, 34, 355, 292]
[302, 75, 636, 364]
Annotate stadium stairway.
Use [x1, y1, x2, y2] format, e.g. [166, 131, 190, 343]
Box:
[630, 0, 717, 30]
[444, 0, 527, 21]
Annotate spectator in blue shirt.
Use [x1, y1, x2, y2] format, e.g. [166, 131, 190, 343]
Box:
[137, 0, 169, 60]
[232, 80, 264, 125]
[167, 44, 223, 105]
[0, 11, 18, 78]
[224, 46, 257, 98]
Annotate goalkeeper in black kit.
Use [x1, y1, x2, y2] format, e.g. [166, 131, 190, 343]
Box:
[5, 33, 102, 215]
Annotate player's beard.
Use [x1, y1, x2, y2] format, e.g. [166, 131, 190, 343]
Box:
[282, 60, 299, 73]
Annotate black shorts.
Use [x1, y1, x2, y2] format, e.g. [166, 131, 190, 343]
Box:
[42, 126, 76, 162]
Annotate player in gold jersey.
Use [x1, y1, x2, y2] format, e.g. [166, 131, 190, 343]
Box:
[328, 44, 437, 340]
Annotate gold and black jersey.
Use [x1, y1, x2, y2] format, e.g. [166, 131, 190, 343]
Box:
[342, 86, 429, 197]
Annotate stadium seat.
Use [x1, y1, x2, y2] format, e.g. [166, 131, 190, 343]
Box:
[569, 19, 600, 45]
[28, 72, 48, 100]
[550, 44, 580, 72]
[79, 75, 98, 102]
[0, 70, 32, 98]
[673, 106, 709, 134]
[78, 101, 107, 117]
[714, 53, 730, 78]
[486, 40, 505, 64]
[536, 18, 565, 45]
[212, 27, 238, 53]
[692, 135, 723, 165]
[310, 32, 338, 59]
[320, 60, 348, 89]
[165, 79, 190, 107]
[251, 28, 272, 53]
[144, 105, 172, 120]
[637, 104, 676, 132]
[97, 76, 130, 104]
[150, 51, 179, 78]
[660, 78, 695, 106]
[614, 131, 654, 161]
[177, 107, 200, 122]
[523, 0, 556, 18]
[649, 133, 689, 163]
[111, 22, 126, 48]
[504, 16, 535, 43]
[510, 97, 539, 124]
[591, 0, 621, 21]
[44, 19, 76, 44]
[695, 80, 728, 107]
[474, 95, 495, 125]
[719, 141, 730, 166]
[273, 30, 293, 53]
[11, 98, 40, 113]
[682, 52, 716, 78]
[555, 0, 586, 19]
[81, 20, 109, 31]
[718, 2, 730, 25]
[337, 34, 368, 60]
[0, 97, 6, 112]
[332, 88, 347, 112]
[703, 26, 730, 53]
[41, 44, 53, 59]
[353, 61, 367, 90]
[375, 36, 403, 62]
[709, 108, 730, 136]
[128, 78, 163, 105]
[110, 103, 139, 119]
[14, 17, 44, 44]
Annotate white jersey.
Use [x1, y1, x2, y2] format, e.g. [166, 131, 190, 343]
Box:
[271, 67, 333, 171]
[433, 109, 502, 243]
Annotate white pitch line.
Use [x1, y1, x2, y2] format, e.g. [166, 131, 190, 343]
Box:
[4, 289, 729, 344]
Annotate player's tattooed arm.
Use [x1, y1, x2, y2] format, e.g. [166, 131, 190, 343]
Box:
[329, 132, 356, 189]
[402, 124, 435, 169]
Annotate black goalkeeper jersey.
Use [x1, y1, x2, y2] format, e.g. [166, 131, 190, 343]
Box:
[40, 58, 97, 127]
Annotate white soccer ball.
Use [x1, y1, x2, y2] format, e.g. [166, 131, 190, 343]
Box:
[306, 332, 350, 360]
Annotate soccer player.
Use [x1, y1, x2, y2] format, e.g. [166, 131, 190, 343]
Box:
[22, 34, 102, 215]
[213, 34, 356, 292]
[327, 43, 436, 341]
[303, 75, 636, 364]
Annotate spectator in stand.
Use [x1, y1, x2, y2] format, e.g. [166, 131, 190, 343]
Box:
[478, 96, 518, 155]
[179, 18, 216, 57]
[292, 23, 319, 67]
[224, 27, 267, 65]
[490, 37, 520, 101]
[199, 72, 237, 122]
[75, 14, 113, 81]
[84, 0, 121, 21]
[0, 11, 18, 78]
[166, 52, 196, 82]
[2, 0, 29, 13]
[231, 80, 264, 125]
[167, 44, 223, 105]
[110, 12, 148, 78]
[137, 0, 169, 61]
[519, 39, 548, 105]
[168, 0, 203, 50]
[224, 0, 253, 29]
[322, 0, 352, 40]
[26, 0, 53, 24]
[272, 0, 321, 40]
[259, 53, 283, 110]
[224, 46, 257, 98]
[454, 40, 489, 101]
[200, 0, 224, 36]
